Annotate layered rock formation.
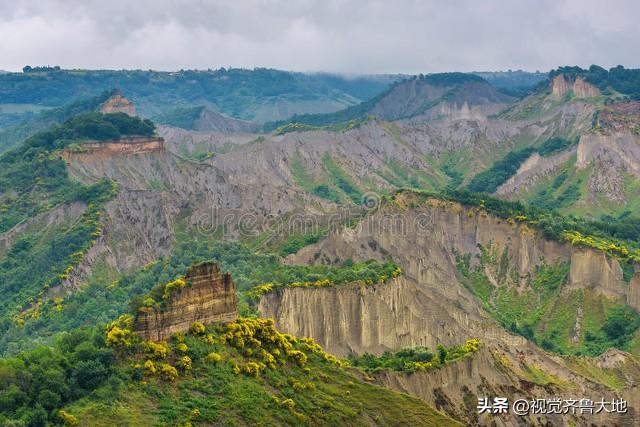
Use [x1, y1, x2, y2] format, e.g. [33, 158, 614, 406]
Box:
[135, 262, 238, 341]
[60, 137, 164, 163]
[99, 90, 137, 116]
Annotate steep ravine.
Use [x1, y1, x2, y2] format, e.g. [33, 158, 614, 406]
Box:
[258, 194, 640, 426]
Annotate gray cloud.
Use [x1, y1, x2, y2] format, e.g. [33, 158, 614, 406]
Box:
[0, 0, 638, 73]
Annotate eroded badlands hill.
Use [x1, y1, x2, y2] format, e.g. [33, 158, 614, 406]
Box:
[258, 192, 640, 426]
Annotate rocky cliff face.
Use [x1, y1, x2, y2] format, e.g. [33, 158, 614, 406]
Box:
[551, 75, 571, 99]
[60, 137, 164, 163]
[551, 74, 600, 100]
[373, 345, 640, 427]
[258, 195, 640, 425]
[259, 277, 523, 357]
[134, 262, 237, 341]
[573, 76, 601, 98]
[99, 90, 137, 116]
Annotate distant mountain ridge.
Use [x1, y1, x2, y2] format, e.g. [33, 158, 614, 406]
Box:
[154, 106, 259, 133]
[265, 72, 515, 131]
[0, 68, 400, 122]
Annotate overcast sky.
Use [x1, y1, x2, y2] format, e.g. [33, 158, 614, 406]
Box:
[1, 0, 638, 74]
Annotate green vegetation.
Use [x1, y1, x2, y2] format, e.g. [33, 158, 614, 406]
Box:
[347, 339, 481, 373]
[153, 106, 204, 129]
[0, 90, 116, 153]
[528, 173, 584, 212]
[274, 116, 372, 135]
[442, 158, 464, 191]
[455, 244, 640, 356]
[466, 137, 576, 194]
[402, 189, 640, 262]
[467, 147, 535, 193]
[549, 65, 640, 99]
[246, 260, 401, 300]
[0, 315, 460, 426]
[278, 230, 327, 257]
[0, 68, 396, 122]
[0, 326, 116, 426]
[322, 154, 363, 204]
[290, 156, 340, 203]
[376, 158, 444, 192]
[537, 137, 574, 156]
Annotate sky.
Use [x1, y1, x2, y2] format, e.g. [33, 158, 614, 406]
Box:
[1, 0, 639, 74]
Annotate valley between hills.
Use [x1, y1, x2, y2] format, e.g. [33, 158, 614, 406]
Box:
[1, 66, 640, 426]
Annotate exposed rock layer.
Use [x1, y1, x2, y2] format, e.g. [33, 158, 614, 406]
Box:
[259, 197, 640, 426]
[60, 137, 164, 163]
[134, 262, 237, 341]
[99, 90, 137, 116]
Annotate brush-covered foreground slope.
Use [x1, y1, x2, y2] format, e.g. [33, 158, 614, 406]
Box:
[0, 315, 459, 427]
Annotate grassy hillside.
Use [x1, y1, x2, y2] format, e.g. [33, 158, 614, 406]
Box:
[0, 112, 155, 354]
[455, 248, 640, 356]
[0, 302, 459, 426]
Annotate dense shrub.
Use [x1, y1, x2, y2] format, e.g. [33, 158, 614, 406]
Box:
[348, 339, 481, 373]
[0, 328, 114, 425]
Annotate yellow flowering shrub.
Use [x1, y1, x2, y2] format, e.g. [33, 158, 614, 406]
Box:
[144, 360, 157, 375]
[280, 398, 295, 410]
[143, 340, 170, 359]
[159, 363, 178, 381]
[190, 321, 206, 335]
[206, 352, 222, 363]
[180, 356, 192, 370]
[243, 361, 263, 377]
[163, 278, 187, 300]
[58, 410, 78, 426]
[105, 315, 134, 348]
